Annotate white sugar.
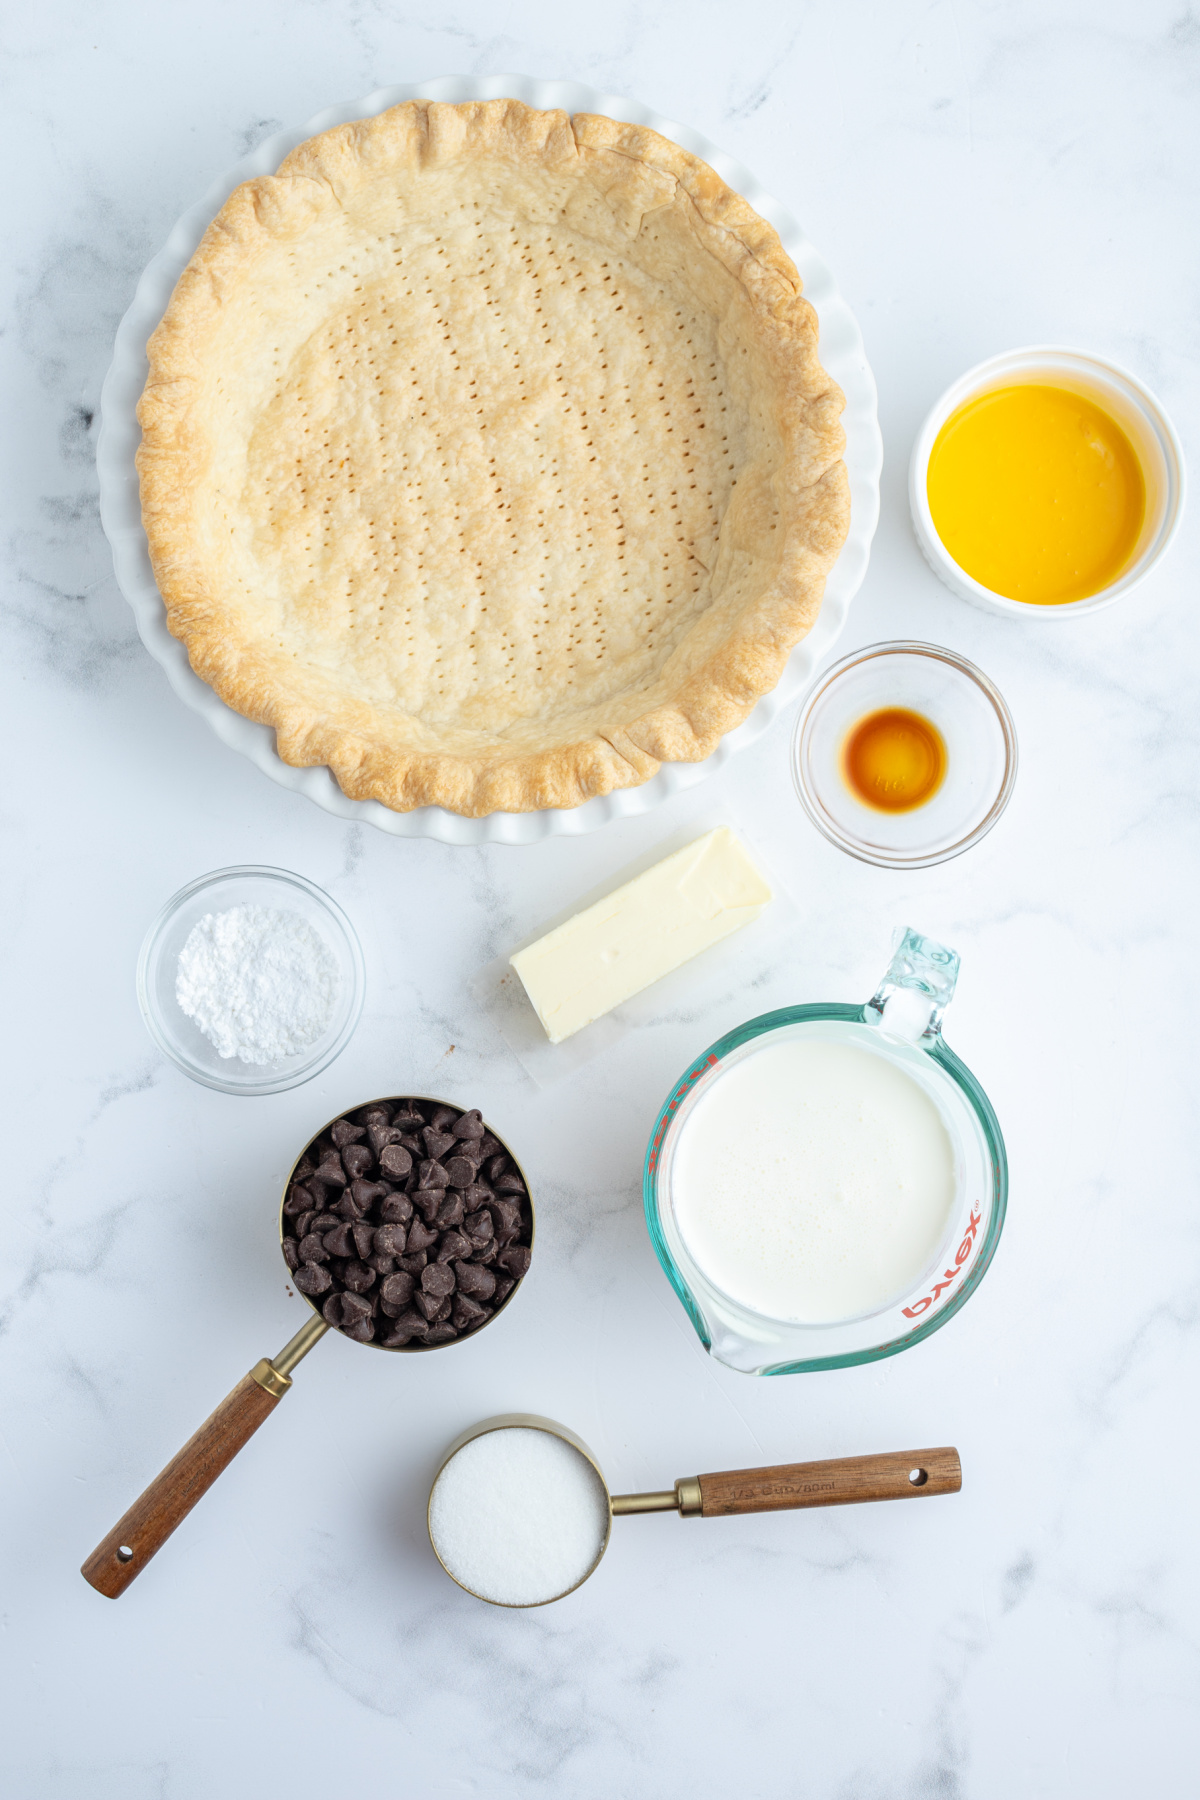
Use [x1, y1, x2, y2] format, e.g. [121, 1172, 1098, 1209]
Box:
[175, 905, 340, 1064]
[429, 1427, 610, 1606]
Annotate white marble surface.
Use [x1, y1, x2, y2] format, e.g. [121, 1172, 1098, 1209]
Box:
[2, 2, 1197, 1794]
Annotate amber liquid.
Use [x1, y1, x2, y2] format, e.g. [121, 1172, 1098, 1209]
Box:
[841, 708, 947, 813]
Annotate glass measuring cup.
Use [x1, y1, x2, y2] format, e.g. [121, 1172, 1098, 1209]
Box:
[643, 929, 1007, 1375]
[81, 1095, 533, 1597]
[427, 1414, 962, 1606]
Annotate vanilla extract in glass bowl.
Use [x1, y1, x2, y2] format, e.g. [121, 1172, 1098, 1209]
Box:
[792, 642, 1017, 869]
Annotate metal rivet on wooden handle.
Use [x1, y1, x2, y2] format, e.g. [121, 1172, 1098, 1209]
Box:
[694, 1447, 962, 1518]
[81, 1364, 288, 1599]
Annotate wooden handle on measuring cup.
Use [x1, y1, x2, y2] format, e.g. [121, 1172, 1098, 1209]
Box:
[694, 1446, 961, 1517]
[81, 1361, 289, 1598]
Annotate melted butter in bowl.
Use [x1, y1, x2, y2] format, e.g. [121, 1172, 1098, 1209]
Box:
[909, 347, 1184, 619]
[926, 382, 1146, 606]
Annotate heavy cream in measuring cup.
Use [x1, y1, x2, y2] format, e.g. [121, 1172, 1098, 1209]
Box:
[671, 1038, 957, 1324]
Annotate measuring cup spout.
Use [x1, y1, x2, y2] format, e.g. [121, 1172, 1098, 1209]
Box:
[80, 1316, 330, 1599]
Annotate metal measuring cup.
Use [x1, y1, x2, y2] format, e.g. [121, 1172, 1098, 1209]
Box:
[81, 1097, 534, 1599]
[428, 1415, 962, 1605]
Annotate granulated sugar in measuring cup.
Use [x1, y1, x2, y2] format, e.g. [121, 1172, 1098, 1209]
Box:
[429, 1425, 611, 1605]
[428, 1415, 961, 1607]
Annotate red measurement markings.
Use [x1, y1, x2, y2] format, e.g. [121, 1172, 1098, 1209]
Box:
[647, 1054, 720, 1174]
[902, 1206, 982, 1319]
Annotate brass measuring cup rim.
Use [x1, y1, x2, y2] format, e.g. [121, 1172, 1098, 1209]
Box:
[278, 1093, 536, 1354]
[427, 1413, 613, 1607]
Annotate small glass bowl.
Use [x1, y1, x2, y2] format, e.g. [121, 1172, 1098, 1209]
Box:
[137, 866, 365, 1094]
[791, 642, 1017, 869]
[908, 346, 1186, 618]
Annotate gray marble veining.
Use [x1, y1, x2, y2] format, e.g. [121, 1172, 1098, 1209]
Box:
[3, 2, 1198, 1796]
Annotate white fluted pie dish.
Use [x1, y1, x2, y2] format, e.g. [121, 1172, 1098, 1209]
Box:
[98, 74, 881, 844]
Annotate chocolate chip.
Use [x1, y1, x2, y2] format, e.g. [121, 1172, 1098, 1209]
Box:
[351, 1178, 390, 1211]
[399, 1133, 423, 1156]
[496, 1245, 532, 1279]
[314, 1156, 348, 1187]
[331, 1120, 366, 1148]
[485, 1154, 509, 1182]
[368, 1253, 396, 1275]
[351, 1221, 376, 1259]
[452, 1109, 485, 1140]
[380, 1192, 414, 1225]
[379, 1143, 413, 1181]
[293, 1210, 321, 1240]
[360, 1105, 392, 1128]
[435, 1193, 465, 1229]
[417, 1158, 450, 1190]
[429, 1105, 459, 1132]
[406, 1217, 437, 1255]
[283, 1183, 316, 1217]
[340, 1144, 373, 1180]
[464, 1209, 494, 1244]
[436, 1230, 471, 1262]
[397, 1251, 428, 1274]
[333, 1190, 366, 1222]
[322, 1221, 355, 1257]
[444, 1155, 477, 1189]
[342, 1260, 376, 1293]
[390, 1307, 429, 1340]
[423, 1127, 456, 1160]
[372, 1222, 405, 1257]
[294, 1263, 332, 1295]
[391, 1105, 425, 1128]
[494, 1172, 526, 1194]
[487, 1198, 521, 1236]
[471, 1240, 499, 1265]
[282, 1238, 301, 1272]
[451, 1293, 490, 1330]
[421, 1262, 456, 1302]
[478, 1134, 503, 1158]
[380, 1316, 421, 1347]
[425, 1322, 457, 1343]
[298, 1233, 329, 1265]
[454, 1260, 496, 1300]
[461, 1183, 495, 1209]
[365, 1123, 398, 1156]
[412, 1189, 443, 1224]
[380, 1271, 416, 1311]
[322, 1289, 373, 1338]
[493, 1277, 515, 1306]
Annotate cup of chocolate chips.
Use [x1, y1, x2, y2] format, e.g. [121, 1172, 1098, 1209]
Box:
[281, 1097, 534, 1349]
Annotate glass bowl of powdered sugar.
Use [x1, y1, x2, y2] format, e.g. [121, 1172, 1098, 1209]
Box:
[137, 866, 365, 1094]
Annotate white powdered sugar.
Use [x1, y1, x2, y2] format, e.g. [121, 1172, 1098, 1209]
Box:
[175, 905, 341, 1064]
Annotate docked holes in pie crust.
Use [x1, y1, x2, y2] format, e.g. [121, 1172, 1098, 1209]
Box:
[137, 101, 849, 814]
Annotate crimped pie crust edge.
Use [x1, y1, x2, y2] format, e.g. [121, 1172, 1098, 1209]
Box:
[137, 99, 850, 816]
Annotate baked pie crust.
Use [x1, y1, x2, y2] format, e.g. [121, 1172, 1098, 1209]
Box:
[138, 101, 849, 815]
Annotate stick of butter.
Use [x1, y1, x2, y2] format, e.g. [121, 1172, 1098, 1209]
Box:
[509, 827, 773, 1044]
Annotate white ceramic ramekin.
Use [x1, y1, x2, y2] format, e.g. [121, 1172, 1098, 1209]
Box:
[908, 346, 1185, 620]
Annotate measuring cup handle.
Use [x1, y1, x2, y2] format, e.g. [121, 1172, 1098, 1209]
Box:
[695, 1446, 961, 1517]
[81, 1361, 289, 1598]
